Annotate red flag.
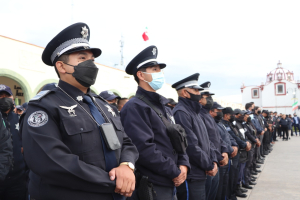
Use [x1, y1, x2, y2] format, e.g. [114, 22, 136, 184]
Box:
[142, 32, 149, 41]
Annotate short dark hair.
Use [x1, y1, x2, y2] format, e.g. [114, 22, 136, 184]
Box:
[254, 106, 259, 111]
[118, 98, 128, 106]
[134, 68, 147, 83]
[54, 54, 70, 78]
[245, 103, 252, 110]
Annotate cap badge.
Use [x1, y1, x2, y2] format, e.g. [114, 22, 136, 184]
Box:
[105, 105, 116, 117]
[76, 96, 83, 101]
[108, 91, 114, 95]
[59, 105, 78, 117]
[0, 85, 6, 90]
[208, 83, 211, 87]
[81, 26, 89, 39]
[152, 48, 156, 55]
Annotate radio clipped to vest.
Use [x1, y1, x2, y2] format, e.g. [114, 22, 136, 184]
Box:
[136, 94, 188, 154]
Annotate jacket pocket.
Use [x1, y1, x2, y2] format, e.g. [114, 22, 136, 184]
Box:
[62, 117, 97, 154]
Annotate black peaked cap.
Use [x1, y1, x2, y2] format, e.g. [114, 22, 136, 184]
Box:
[172, 73, 203, 91]
[126, 45, 166, 75]
[42, 22, 101, 66]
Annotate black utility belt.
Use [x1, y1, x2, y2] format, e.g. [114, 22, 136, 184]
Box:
[135, 171, 155, 200]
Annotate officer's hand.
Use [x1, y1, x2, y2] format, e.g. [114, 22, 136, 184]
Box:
[219, 153, 228, 166]
[261, 131, 265, 135]
[257, 140, 261, 147]
[109, 165, 135, 197]
[206, 162, 218, 176]
[264, 128, 267, 131]
[172, 165, 188, 187]
[246, 141, 251, 151]
[231, 146, 238, 158]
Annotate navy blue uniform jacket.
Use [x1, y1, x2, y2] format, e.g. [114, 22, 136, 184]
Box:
[222, 119, 247, 150]
[173, 97, 217, 180]
[200, 107, 229, 161]
[21, 80, 138, 200]
[2, 110, 26, 178]
[120, 87, 190, 187]
[216, 120, 237, 155]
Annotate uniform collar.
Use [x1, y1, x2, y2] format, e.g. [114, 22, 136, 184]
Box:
[178, 97, 201, 113]
[58, 80, 91, 104]
[136, 86, 169, 105]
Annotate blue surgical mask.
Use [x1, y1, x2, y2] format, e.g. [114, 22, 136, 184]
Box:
[142, 71, 165, 91]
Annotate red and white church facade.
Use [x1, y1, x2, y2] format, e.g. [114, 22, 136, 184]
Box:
[241, 61, 300, 115]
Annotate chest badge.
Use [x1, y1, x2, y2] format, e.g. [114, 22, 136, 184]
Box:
[60, 105, 78, 117]
[15, 123, 19, 130]
[76, 96, 83, 101]
[105, 105, 116, 117]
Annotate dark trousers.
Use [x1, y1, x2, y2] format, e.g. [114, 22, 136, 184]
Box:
[205, 169, 219, 200]
[277, 127, 282, 137]
[215, 164, 229, 200]
[237, 163, 246, 185]
[0, 173, 27, 200]
[129, 184, 176, 200]
[177, 179, 206, 200]
[244, 148, 254, 185]
[293, 124, 300, 135]
[272, 129, 276, 141]
[227, 154, 240, 199]
[281, 126, 289, 139]
[260, 134, 264, 156]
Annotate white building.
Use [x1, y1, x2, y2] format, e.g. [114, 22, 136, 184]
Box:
[241, 61, 300, 115]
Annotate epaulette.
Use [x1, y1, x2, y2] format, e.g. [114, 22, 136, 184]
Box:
[29, 90, 52, 102]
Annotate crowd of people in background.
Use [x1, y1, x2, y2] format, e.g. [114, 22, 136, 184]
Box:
[1, 22, 299, 200]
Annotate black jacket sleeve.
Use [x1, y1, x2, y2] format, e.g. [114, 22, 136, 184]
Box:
[0, 112, 13, 181]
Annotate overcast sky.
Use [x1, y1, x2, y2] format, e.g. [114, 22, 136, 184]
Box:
[1, 0, 300, 102]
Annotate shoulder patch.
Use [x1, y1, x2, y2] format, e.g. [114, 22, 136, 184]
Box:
[30, 90, 51, 102]
[28, 111, 48, 127]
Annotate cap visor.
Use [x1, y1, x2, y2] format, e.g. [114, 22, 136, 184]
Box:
[64, 47, 102, 58]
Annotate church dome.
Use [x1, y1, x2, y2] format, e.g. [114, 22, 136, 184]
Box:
[265, 61, 294, 85]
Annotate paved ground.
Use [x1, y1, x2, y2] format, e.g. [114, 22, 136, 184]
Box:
[238, 135, 300, 200]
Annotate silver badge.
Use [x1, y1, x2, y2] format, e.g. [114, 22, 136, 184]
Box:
[108, 91, 114, 95]
[76, 96, 83, 101]
[28, 111, 48, 127]
[60, 105, 78, 117]
[152, 48, 156, 55]
[105, 105, 116, 117]
[81, 26, 89, 39]
[15, 123, 19, 130]
[0, 84, 6, 90]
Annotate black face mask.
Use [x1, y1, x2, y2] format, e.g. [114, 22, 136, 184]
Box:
[247, 116, 251, 122]
[257, 110, 261, 114]
[65, 60, 99, 87]
[186, 91, 202, 102]
[0, 98, 14, 112]
[215, 112, 223, 121]
[204, 96, 214, 109]
[229, 115, 235, 123]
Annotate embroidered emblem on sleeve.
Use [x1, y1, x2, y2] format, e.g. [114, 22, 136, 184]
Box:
[28, 111, 48, 127]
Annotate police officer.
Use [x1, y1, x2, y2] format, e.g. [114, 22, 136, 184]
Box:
[199, 82, 229, 200]
[210, 102, 238, 200]
[0, 85, 27, 200]
[100, 90, 120, 115]
[21, 23, 138, 200]
[172, 73, 218, 200]
[222, 107, 249, 199]
[120, 46, 190, 200]
[233, 109, 252, 193]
